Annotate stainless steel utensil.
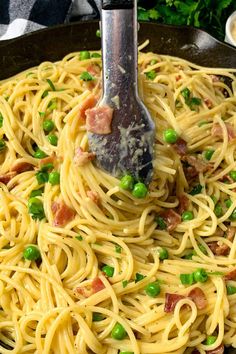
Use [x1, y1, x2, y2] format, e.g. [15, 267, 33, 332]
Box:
[87, 0, 155, 184]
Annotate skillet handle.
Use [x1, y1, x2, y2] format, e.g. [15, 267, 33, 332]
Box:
[102, 0, 134, 10]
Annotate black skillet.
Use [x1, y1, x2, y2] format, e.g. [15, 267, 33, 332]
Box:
[0, 21, 236, 354]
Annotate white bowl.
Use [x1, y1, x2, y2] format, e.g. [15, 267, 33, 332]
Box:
[225, 11, 236, 47]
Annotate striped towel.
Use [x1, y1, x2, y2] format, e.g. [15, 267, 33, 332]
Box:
[0, 0, 100, 40]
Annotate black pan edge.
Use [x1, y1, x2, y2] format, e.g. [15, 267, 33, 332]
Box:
[0, 19, 235, 354]
[0, 20, 236, 80]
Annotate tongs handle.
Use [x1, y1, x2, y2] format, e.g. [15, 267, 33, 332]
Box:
[102, 0, 134, 10]
[101, 0, 138, 104]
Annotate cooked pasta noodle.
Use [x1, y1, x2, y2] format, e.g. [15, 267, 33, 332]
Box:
[0, 42, 236, 354]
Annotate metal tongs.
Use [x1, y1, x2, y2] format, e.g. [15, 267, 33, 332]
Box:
[88, 0, 155, 184]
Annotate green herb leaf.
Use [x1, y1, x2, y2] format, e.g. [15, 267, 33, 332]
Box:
[135, 273, 146, 283]
[80, 72, 94, 81]
[46, 79, 56, 91]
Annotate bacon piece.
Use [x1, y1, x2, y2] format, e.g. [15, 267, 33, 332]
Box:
[52, 201, 75, 227]
[224, 268, 236, 281]
[211, 123, 236, 141]
[74, 147, 95, 166]
[91, 277, 105, 293]
[226, 226, 236, 242]
[161, 209, 181, 231]
[10, 160, 34, 173]
[177, 194, 189, 214]
[78, 94, 97, 120]
[172, 138, 187, 156]
[0, 171, 17, 184]
[74, 286, 90, 298]
[176, 75, 181, 81]
[164, 293, 185, 313]
[87, 64, 101, 76]
[204, 98, 213, 109]
[39, 154, 55, 168]
[86, 105, 113, 134]
[87, 190, 99, 204]
[208, 242, 229, 256]
[188, 287, 207, 310]
[182, 155, 209, 173]
[206, 344, 224, 354]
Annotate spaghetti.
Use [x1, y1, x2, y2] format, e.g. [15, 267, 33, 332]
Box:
[0, 44, 236, 354]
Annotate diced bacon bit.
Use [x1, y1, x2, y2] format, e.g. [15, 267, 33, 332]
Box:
[208, 227, 235, 256]
[211, 123, 236, 141]
[74, 147, 95, 166]
[188, 287, 207, 310]
[210, 74, 220, 82]
[39, 154, 55, 168]
[86, 105, 113, 134]
[161, 209, 181, 232]
[177, 194, 189, 214]
[78, 94, 97, 120]
[204, 98, 213, 109]
[91, 277, 105, 293]
[86, 190, 100, 204]
[208, 242, 229, 256]
[74, 286, 91, 298]
[75, 277, 105, 299]
[10, 160, 34, 173]
[52, 201, 76, 227]
[164, 293, 186, 313]
[0, 171, 17, 184]
[182, 155, 210, 173]
[87, 64, 101, 76]
[206, 344, 224, 354]
[172, 138, 187, 156]
[224, 268, 236, 281]
[176, 75, 181, 81]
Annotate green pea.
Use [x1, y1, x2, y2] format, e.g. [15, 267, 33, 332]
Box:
[30, 188, 44, 198]
[48, 171, 60, 185]
[48, 134, 58, 146]
[158, 247, 169, 260]
[120, 175, 135, 191]
[28, 197, 45, 220]
[204, 149, 214, 161]
[23, 245, 41, 261]
[43, 120, 55, 133]
[205, 335, 217, 345]
[79, 51, 91, 60]
[92, 312, 104, 322]
[76, 235, 83, 241]
[0, 139, 6, 152]
[102, 264, 114, 277]
[225, 199, 233, 208]
[33, 148, 47, 159]
[163, 129, 178, 144]
[150, 59, 157, 65]
[145, 281, 160, 297]
[96, 29, 101, 38]
[227, 285, 236, 295]
[193, 268, 208, 283]
[0, 113, 3, 127]
[182, 210, 194, 221]
[145, 70, 157, 80]
[230, 208, 236, 221]
[132, 182, 148, 198]
[181, 88, 190, 100]
[229, 171, 236, 182]
[111, 323, 127, 340]
[180, 273, 194, 285]
[91, 52, 101, 58]
[36, 171, 49, 185]
[214, 204, 223, 217]
[80, 72, 94, 81]
[156, 216, 167, 230]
